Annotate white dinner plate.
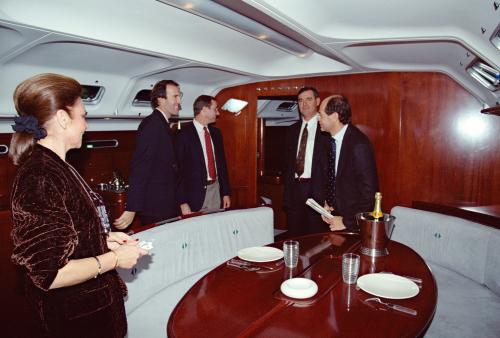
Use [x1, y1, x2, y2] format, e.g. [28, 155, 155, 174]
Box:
[357, 273, 420, 299]
[237, 246, 284, 262]
[281, 278, 318, 299]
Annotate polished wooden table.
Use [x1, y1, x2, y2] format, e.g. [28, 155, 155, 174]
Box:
[167, 233, 437, 338]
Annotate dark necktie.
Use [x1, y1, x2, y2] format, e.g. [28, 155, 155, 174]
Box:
[204, 127, 216, 180]
[295, 123, 308, 176]
[326, 137, 336, 207]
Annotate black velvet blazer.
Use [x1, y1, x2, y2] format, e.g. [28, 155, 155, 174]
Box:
[11, 145, 127, 338]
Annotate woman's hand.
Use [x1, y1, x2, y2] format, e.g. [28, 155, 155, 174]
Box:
[107, 231, 136, 250]
[113, 243, 148, 269]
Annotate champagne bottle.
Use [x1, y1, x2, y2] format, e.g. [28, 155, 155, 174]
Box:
[370, 192, 383, 220]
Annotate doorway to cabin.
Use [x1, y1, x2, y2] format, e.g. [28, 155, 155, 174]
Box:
[256, 95, 300, 231]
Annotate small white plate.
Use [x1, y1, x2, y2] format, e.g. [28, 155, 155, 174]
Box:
[281, 278, 318, 299]
[237, 246, 284, 262]
[357, 273, 420, 299]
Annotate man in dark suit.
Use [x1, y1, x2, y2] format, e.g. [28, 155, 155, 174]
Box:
[283, 87, 330, 236]
[318, 95, 379, 232]
[175, 95, 230, 214]
[114, 80, 182, 228]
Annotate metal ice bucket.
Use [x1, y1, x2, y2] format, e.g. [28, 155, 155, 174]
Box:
[356, 212, 396, 257]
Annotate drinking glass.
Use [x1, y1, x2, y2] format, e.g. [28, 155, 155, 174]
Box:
[342, 253, 360, 284]
[283, 240, 299, 268]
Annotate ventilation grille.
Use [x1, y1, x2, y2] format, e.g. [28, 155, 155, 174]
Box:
[84, 139, 119, 149]
[467, 60, 500, 91]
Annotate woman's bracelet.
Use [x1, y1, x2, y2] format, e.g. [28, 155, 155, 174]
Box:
[110, 250, 119, 269]
[93, 256, 102, 278]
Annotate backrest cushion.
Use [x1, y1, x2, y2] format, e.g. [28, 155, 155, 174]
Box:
[391, 206, 495, 286]
[485, 230, 500, 297]
[118, 207, 274, 314]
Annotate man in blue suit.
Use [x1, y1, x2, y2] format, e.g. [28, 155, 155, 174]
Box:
[318, 95, 379, 232]
[114, 80, 182, 228]
[175, 95, 231, 215]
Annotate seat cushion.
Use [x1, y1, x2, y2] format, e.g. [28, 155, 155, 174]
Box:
[425, 263, 500, 338]
[126, 269, 210, 338]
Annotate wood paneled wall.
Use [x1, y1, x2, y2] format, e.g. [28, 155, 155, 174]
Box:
[0, 72, 498, 336]
[214, 86, 259, 208]
[1, 71, 499, 213]
[0, 131, 137, 212]
[215, 72, 500, 213]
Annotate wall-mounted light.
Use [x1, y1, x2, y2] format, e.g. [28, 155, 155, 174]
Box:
[157, 0, 310, 56]
[222, 98, 248, 116]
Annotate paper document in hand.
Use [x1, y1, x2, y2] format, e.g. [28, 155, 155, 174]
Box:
[306, 198, 334, 219]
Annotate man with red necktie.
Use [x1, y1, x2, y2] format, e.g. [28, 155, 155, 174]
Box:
[175, 95, 231, 215]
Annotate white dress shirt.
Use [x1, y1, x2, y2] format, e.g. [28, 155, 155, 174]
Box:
[332, 124, 348, 174]
[193, 119, 217, 180]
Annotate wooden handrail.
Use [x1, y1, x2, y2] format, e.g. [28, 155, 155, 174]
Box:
[412, 201, 500, 230]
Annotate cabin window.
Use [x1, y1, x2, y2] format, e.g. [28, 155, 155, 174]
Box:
[276, 101, 297, 112]
[467, 60, 500, 91]
[81, 85, 105, 104]
[132, 90, 152, 107]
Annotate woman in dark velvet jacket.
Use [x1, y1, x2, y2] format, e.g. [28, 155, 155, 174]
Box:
[9, 73, 148, 338]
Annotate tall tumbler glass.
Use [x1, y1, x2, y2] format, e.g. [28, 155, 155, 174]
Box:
[283, 240, 299, 268]
[342, 253, 360, 284]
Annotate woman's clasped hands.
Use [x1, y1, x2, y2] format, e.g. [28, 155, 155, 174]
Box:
[107, 231, 148, 269]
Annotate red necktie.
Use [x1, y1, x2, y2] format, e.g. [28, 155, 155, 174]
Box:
[204, 127, 216, 180]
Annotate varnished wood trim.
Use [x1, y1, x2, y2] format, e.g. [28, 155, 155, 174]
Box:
[412, 201, 500, 230]
[480, 106, 500, 116]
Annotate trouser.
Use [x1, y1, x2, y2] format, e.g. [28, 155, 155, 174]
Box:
[200, 179, 221, 211]
[285, 181, 329, 237]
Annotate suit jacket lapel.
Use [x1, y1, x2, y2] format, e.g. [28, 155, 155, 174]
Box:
[290, 122, 301, 162]
[153, 109, 171, 136]
[336, 124, 351, 179]
[188, 122, 206, 170]
[311, 122, 323, 168]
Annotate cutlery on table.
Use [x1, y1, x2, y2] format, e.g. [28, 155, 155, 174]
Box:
[229, 258, 280, 271]
[364, 297, 418, 316]
[226, 261, 260, 271]
[380, 271, 423, 286]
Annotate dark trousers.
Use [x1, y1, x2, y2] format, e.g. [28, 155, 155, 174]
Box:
[285, 181, 329, 237]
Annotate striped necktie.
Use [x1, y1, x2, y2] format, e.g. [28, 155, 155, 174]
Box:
[326, 137, 336, 207]
[295, 123, 308, 176]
